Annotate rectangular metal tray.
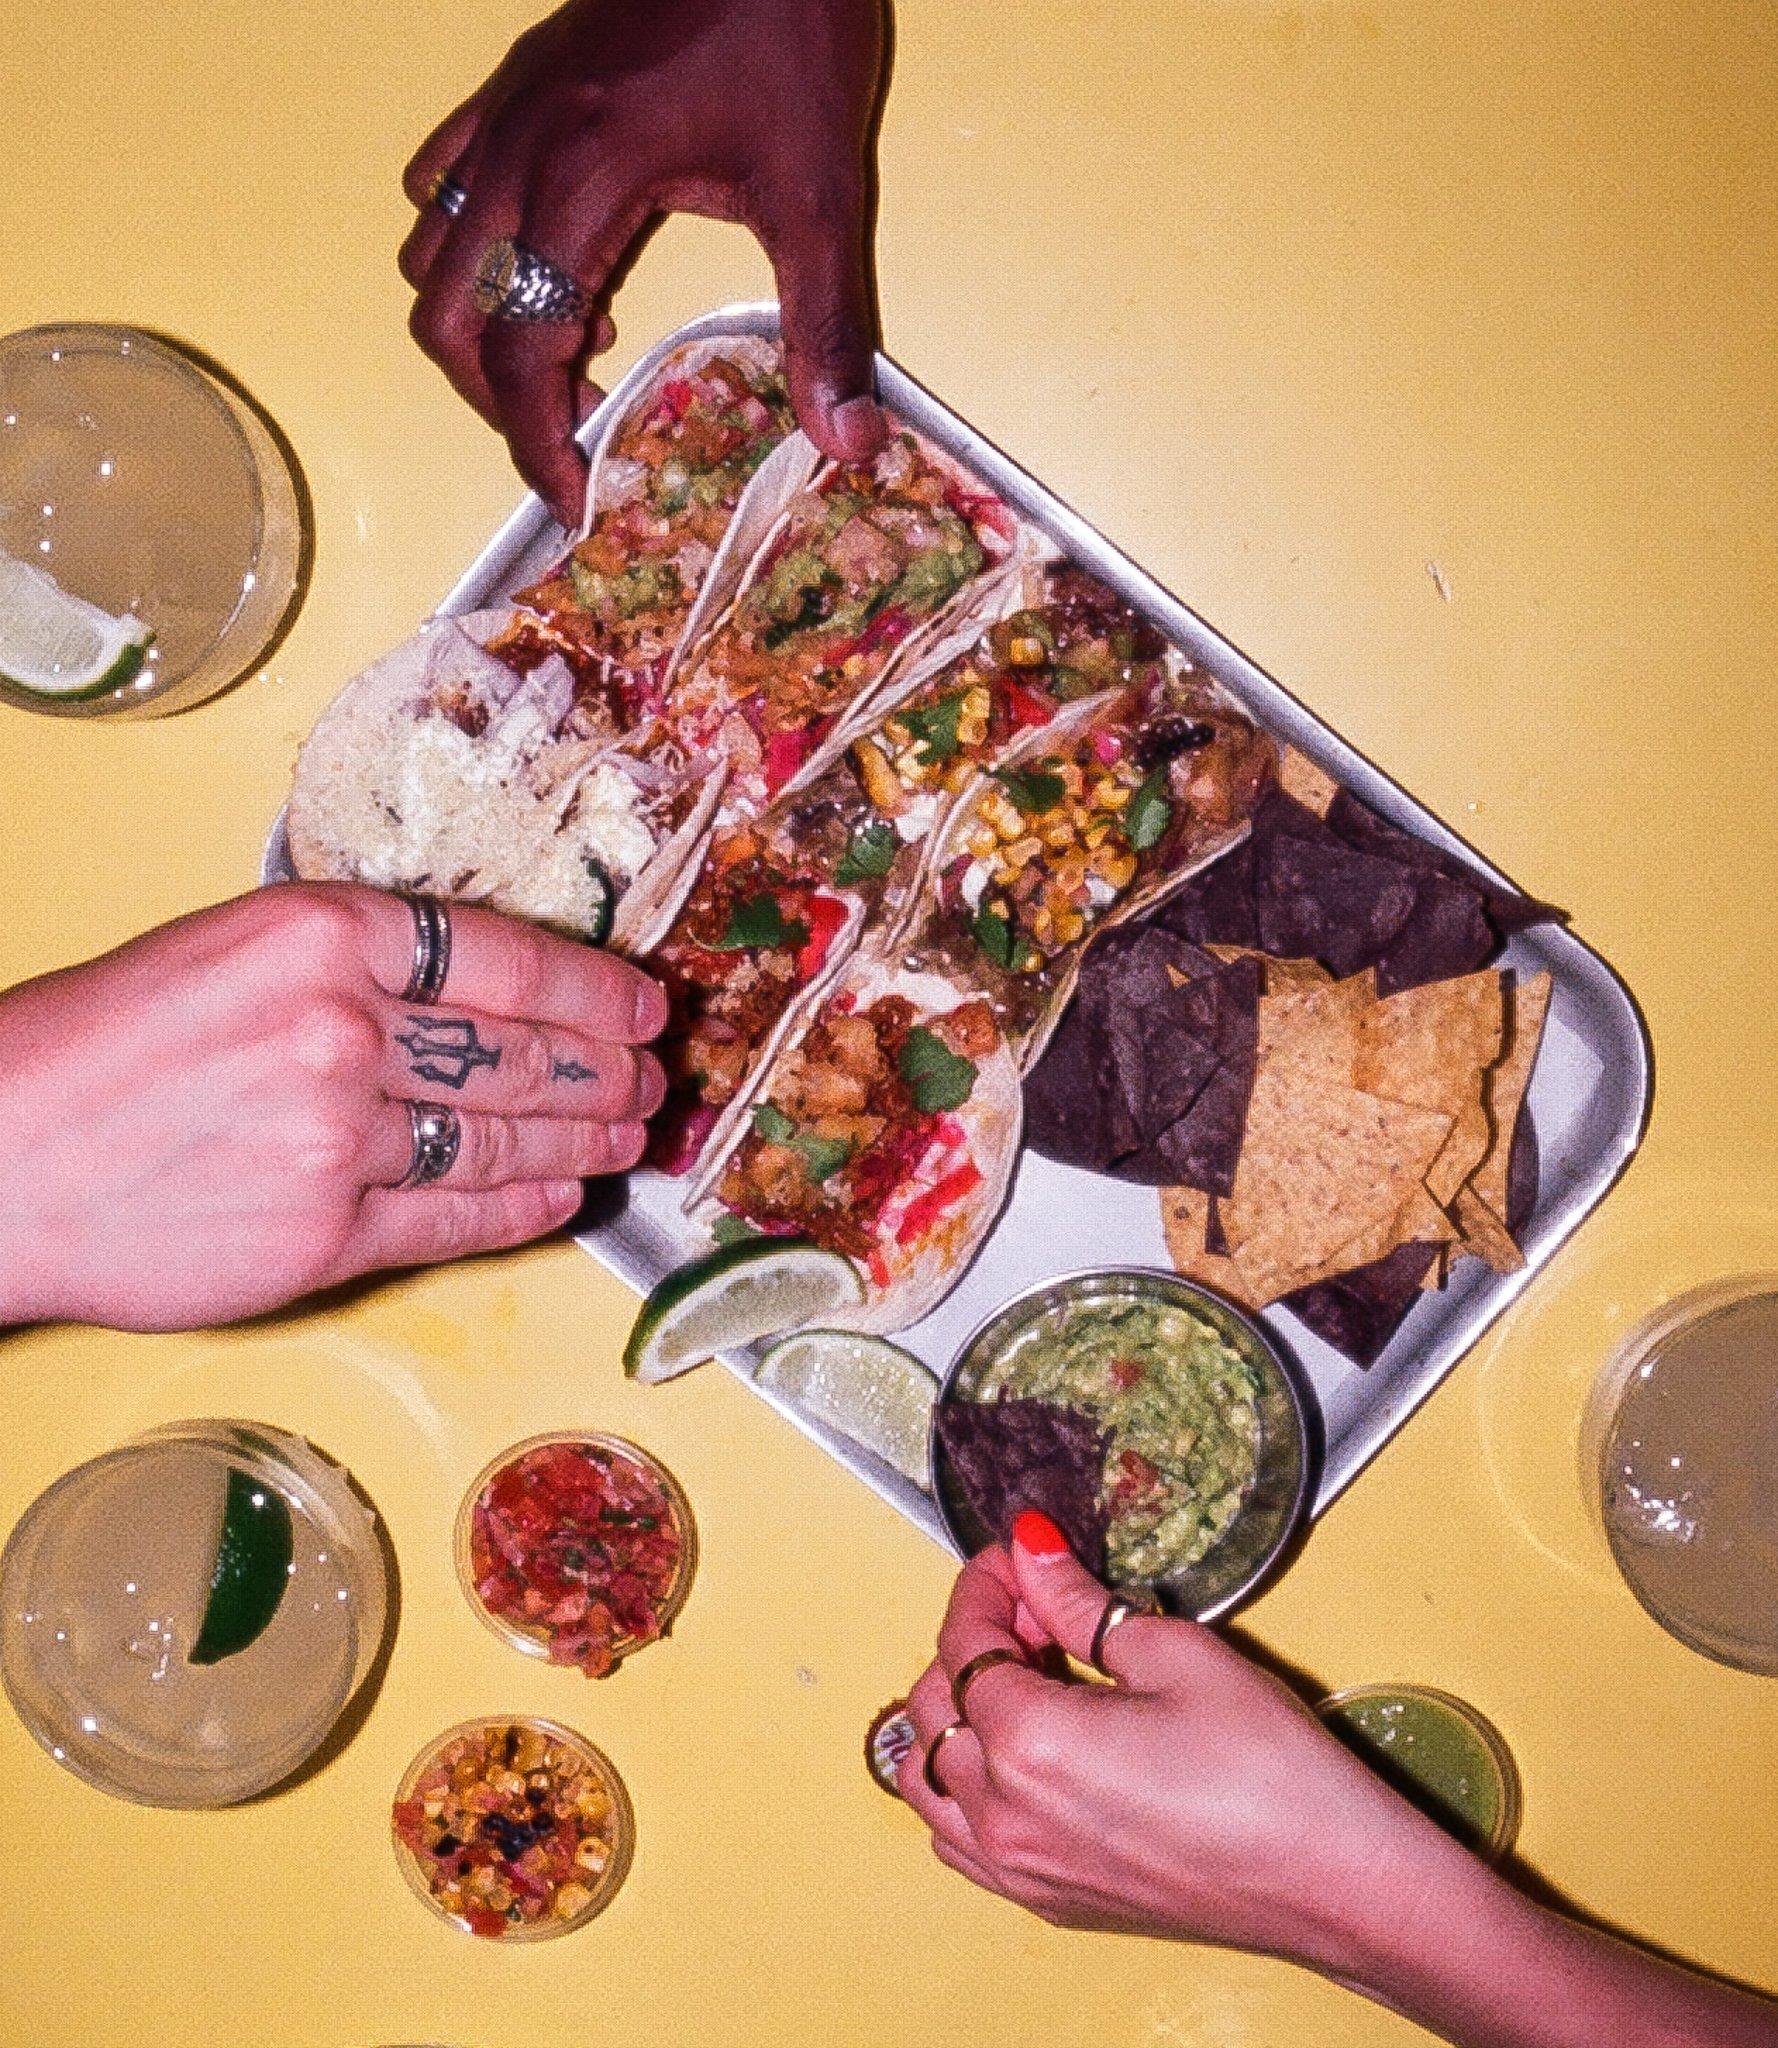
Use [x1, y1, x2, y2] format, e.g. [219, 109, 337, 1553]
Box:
[269, 300, 1651, 1548]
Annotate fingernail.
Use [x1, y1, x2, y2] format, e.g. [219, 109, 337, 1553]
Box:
[830, 395, 886, 458]
[1012, 1509, 1071, 1557]
[611, 1120, 647, 1166]
[631, 979, 668, 1039]
[545, 1179, 585, 1220]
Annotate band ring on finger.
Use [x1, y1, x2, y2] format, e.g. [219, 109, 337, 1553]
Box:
[923, 1721, 968, 1800]
[1089, 1586, 1163, 1676]
[398, 1100, 461, 1189]
[429, 171, 470, 219]
[950, 1647, 1026, 1719]
[472, 237, 590, 323]
[398, 893, 453, 1005]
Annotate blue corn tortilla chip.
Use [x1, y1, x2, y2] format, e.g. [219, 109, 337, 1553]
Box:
[936, 1397, 1110, 1575]
[1025, 929, 1260, 1195]
[1324, 790, 1561, 941]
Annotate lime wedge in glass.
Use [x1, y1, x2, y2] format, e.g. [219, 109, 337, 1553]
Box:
[0, 549, 152, 699]
[624, 1239, 864, 1384]
[757, 1330, 939, 1487]
[189, 1468, 294, 1665]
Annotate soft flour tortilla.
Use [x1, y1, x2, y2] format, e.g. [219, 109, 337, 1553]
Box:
[286, 608, 725, 948]
[688, 957, 1024, 1334]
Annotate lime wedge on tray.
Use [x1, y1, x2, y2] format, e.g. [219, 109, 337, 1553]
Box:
[189, 1468, 294, 1666]
[0, 550, 151, 699]
[624, 1239, 864, 1384]
[757, 1331, 938, 1487]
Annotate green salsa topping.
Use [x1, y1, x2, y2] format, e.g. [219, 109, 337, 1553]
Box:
[973, 1292, 1263, 1580]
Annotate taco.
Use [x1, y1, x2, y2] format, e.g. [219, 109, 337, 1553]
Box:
[645, 819, 867, 1175]
[504, 337, 819, 727]
[902, 660, 1275, 1065]
[286, 609, 724, 949]
[689, 961, 1023, 1333]
[666, 428, 1020, 811]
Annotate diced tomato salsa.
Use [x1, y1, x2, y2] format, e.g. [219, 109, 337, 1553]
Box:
[468, 1439, 686, 1678]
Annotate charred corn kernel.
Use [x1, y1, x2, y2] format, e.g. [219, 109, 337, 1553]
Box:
[855, 739, 904, 814]
[1059, 761, 1086, 797]
[968, 825, 998, 859]
[1008, 632, 1048, 667]
[555, 1884, 594, 1920]
[1041, 815, 1077, 850]
[842, 654, 867, 679]
[1095, 847, 1138, 889]
[1055, 851, 1088, 891]
[1097, 782, 1132, 811]
[1054, 908, 1086, 945]
[1031, 904, 1056, 944]
[957, 713, 988, 747]
[894, 745, 927, 782]
[574, 1836, 610, 1871]
[1083, 818, 1113, 848]
[966, 685, 991, 717]
[943, 761, 971, 793]
[1002, 834, 1044, 870]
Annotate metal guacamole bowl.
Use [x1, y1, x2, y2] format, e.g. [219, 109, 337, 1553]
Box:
[930, 1267, 1315, 1622]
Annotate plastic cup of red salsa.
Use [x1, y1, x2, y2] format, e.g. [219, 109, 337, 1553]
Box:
[391, 1714, 635, 1939]
[454, 1432, 696, 1677]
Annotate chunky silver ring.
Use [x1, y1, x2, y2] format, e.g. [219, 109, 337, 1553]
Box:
[923, 1721, 967, 1800]
[398, 1100, 461, 1189]
[472, 237, 590, 324]
[398, 893, 452, 1005]
[1089, 1587, 1162, 1676]
[430, 172, 469, 219]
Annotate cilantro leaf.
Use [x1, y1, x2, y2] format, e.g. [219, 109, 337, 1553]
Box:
[792, 1132, 854, 1182]
[834, 820, 898, 885]
[897, 1025, 979, 1113]
[896, 691, 966, 764]
[712, 1214, 761, 1247]
[716, 894, 810, 952]
[752, 1101, 796, 1144]
[971, 902, 1036, 973]
[993, 763, 1067, 815]
[1123, 768, 1173, 853]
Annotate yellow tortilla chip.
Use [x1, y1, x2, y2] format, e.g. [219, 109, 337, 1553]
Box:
[1451, 1186, 1526, 1275]
[1256, 974, 1371, 1093]
[1469, 971, 1553, 1221]
[1355, 972, 1504, 1106]
[1220, 1074, 1453, 1306]
[1425, 1100, 1492, 1208]
[1159, 1186, 1259, 1307]
[1419, 1244, 1452, 1291]
[1274, 1183, 1458, 1297]
[1203, 944, 1332, 990]
[1279, 746, 1341, 818]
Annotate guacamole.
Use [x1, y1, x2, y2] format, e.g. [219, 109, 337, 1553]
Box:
[973, 1292, 1262, 1580]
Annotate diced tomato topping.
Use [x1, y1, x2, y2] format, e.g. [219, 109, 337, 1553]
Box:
[465, 1906, 509, 1939]
[1003, 680, 1057, 730]
[894, 1160, 984, 1247]
[763, 726, 815, 794]
[1109, 1356, 1145, 1392]
[796, 893, 850, 982]
[658, 376, 696, 420]
[1091, 729, 1125, 766]
[856, 604, 913, 656]
[1112, 1448, 1163, 1511]
[868, 1247, 893, 1290]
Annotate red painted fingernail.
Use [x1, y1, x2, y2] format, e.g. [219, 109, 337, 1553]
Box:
[1012, 1510, 1070, 1557]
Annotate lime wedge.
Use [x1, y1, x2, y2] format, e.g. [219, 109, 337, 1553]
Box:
[624, 1239, 865, 1384]
[0, 550, 152, 699]
[189, 1467, 294, 1665]
[757, 1330, 939, 1487]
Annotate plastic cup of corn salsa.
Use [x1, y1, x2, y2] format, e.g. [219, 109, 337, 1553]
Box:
[391, 1714, 635, 1939]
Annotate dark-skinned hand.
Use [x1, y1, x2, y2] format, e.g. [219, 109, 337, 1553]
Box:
[398, 0, 889, 525]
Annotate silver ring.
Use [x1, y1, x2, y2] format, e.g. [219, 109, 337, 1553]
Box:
[399, 893, 452, 1005]
[472, 237, 590, 324]
[430, 172, 469, 219]
[1089, 1586, 1162, 1675]
[399, 1100, 461, 1189]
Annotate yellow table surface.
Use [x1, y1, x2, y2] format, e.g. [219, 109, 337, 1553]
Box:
[3, 2, 1776, 2042]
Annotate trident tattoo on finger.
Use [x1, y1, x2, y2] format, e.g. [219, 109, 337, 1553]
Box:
[396, 1015, 502, 1089]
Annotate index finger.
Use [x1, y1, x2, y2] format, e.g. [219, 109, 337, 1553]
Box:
[354, 891, 668, 1041]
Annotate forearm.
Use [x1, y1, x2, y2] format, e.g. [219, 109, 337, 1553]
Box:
[1333, 1845, 1778, 2048]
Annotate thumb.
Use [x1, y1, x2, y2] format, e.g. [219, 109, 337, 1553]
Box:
[756, 169, 886, 464]
[1008, 1510, 1188, 1689]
